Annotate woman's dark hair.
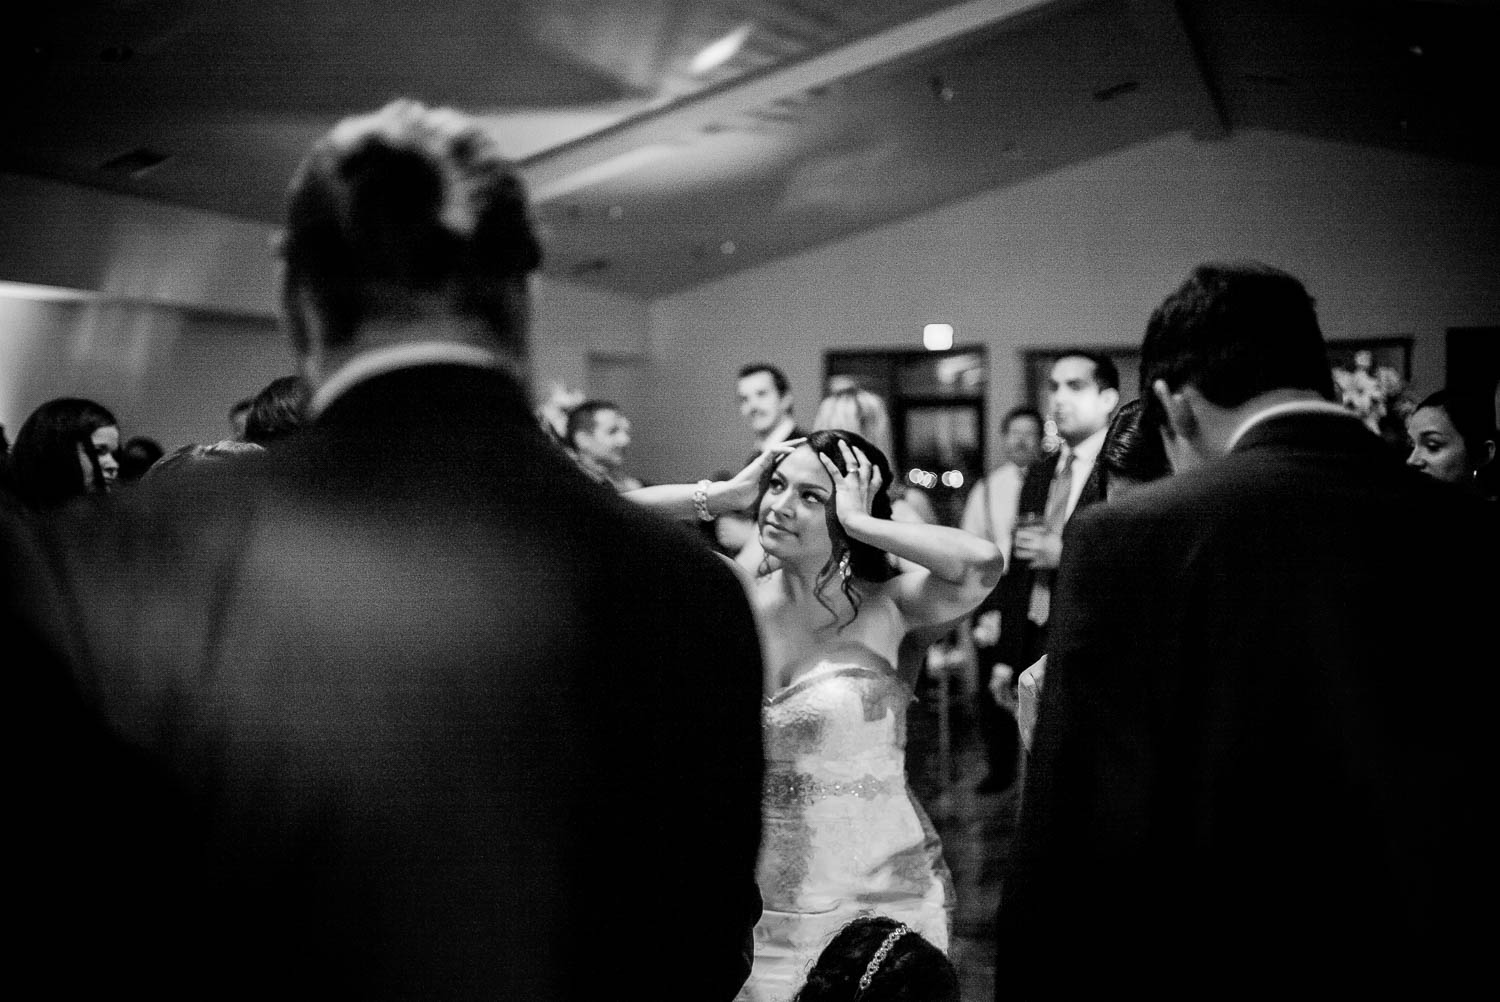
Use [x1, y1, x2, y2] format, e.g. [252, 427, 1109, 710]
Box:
[244, 375, 311, 445]
[9, 397, 118, 510]
[1410, 389, 1497, 474]
[791, 915, 958, 1002]
[757, 429, 898, 628]
[1099, 398, 1171, 494]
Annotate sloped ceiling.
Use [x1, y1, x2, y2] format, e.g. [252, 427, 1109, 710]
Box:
[4, 0, 1495, 298]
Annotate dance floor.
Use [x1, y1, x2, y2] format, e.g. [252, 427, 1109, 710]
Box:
[907, 670, 1019, 1002]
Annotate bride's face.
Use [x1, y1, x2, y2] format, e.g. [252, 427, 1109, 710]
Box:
[759, 446, 834, 565]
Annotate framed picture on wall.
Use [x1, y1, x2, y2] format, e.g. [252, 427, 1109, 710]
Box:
[1327, 336, 1413, 452]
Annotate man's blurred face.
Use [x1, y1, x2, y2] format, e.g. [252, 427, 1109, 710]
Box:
[737, 371, 792, 435]
[1002, 414, 1043, 467]
[1049, 356, 1118, 445]
[575, 409, 631, 470]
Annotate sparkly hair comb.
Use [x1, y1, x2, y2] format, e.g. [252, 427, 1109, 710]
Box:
[856, 923, 910, 994]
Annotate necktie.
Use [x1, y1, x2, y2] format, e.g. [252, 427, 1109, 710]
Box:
[1027, 451, 1074, 625]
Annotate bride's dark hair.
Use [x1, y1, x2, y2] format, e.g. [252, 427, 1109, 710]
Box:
[756, 429, 899, 628]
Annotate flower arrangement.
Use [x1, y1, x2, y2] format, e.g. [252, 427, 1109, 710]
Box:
[1332, 349, 1411, 451]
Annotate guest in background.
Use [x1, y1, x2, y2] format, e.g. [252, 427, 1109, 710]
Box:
[9, 397, 120, 512]
[565, 399, 643, 492]
[227, 397, 253, 441]
[977, 354, 1118, 795]
[737, 363, 806, 465]
[1405, 387, 1496, 497]
[243, 375, 311, 446]
[118, 436, 165, 484]
[961, 406, 1043, 567]
[791, 915, 958, 1002]
[1012, 398, 1170, 750]
[813, 387, 935, 525]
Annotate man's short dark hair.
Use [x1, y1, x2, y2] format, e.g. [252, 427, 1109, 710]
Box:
[1055, 351, 1120, 394]
[1141, 262, 1334, 424]
[244, 375, 311, 445]
[279, 99, 543, 356]
[565, 400, 621, 447]
[737, 363, 790, 397]
[1001, 405, 1043, 432]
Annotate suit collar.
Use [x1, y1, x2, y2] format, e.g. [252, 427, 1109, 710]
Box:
[1230, 405, 1378, 455]
[1226, 399, 1359, 451]
[310, 341, 509, 418]
[316, 358, 534, 433]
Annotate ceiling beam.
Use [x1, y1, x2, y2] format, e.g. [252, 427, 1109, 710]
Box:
[1124, 0, 1229, 140]
[520, 0, 1062, 200]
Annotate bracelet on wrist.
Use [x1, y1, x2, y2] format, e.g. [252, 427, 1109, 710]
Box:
[692, 480, 715, 522]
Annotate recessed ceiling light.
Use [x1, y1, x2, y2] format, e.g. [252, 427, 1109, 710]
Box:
[691, 24, 753, 76]
[923, 323, 954, 351]
[720, 240, 737, 255]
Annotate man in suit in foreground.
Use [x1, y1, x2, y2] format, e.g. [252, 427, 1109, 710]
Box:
[19, 100, 764, 1000]
[997, 262, 1492, 997]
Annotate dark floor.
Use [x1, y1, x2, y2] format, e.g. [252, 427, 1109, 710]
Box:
[907, 666, 1020, 1002]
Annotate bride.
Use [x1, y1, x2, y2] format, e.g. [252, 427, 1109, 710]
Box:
[629, 430, 1003, 1000]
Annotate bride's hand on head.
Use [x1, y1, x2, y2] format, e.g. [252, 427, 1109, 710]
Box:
[818, 440, 881, 527]
[719, 438, 804, 511]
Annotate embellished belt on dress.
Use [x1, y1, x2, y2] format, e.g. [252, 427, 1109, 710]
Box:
[763, 769, 896, 809]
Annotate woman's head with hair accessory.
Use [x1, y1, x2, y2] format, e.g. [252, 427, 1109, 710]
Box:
[790, 914, 958, 1002]
[756, 430, 898, 626]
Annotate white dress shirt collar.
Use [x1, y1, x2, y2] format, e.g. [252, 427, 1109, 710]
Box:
[1225, 399, 1362, 452]
[309, 341, 506, 418]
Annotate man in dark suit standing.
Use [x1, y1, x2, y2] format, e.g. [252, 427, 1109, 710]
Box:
[996, 262, 1493, 997]
[21, 100, 764, 1001]
[977, 352, 1117, 793]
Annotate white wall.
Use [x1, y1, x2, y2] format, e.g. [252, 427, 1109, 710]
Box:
[636, 128, 1500, 482]
[0, 172, 648, 449]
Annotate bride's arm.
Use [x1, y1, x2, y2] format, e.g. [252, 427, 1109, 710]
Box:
[818, 442, 1003, 627]
[624, 441, 800, 521]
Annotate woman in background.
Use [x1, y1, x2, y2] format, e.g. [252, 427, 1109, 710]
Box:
[1405, 388, 1496, 498]
[812, 388, 935, 525]
[9, 398, 120, 512]
[629, 430, 1002, 1000]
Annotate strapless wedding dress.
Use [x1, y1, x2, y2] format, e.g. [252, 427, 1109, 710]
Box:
[737, 643, 953, 1002]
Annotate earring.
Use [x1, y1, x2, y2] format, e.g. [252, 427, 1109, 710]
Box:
[838, 550, 851, 583]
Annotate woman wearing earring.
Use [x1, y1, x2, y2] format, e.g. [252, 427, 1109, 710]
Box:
[628, 430, 1003, 1001]
[1405, 388, 1497, 499]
